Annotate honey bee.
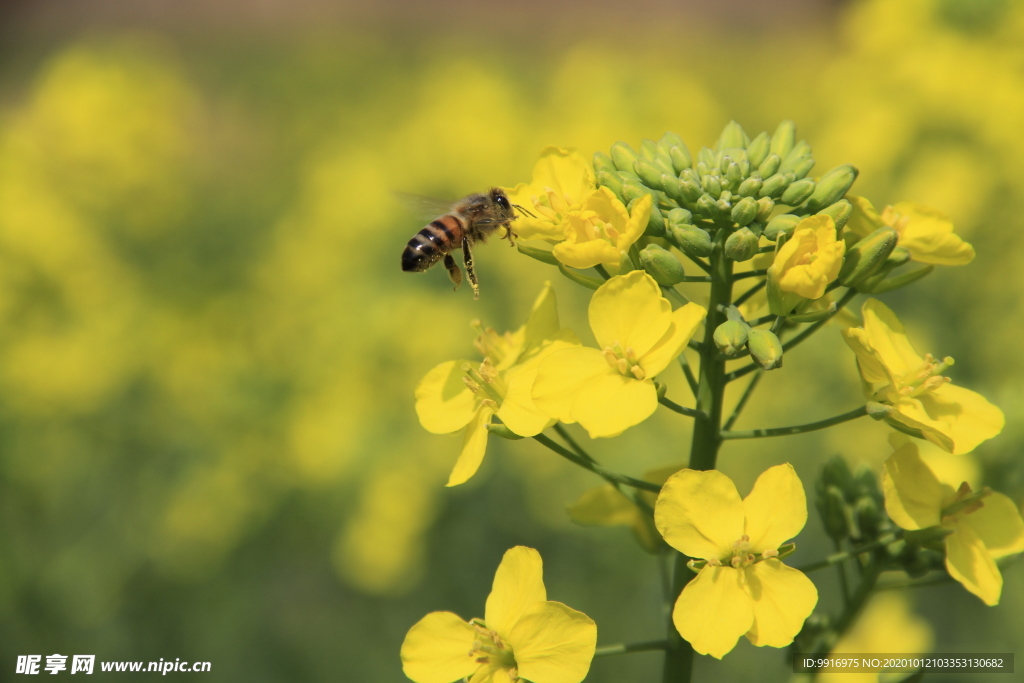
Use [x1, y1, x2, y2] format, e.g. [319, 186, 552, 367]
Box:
[400, 188, 533, 299]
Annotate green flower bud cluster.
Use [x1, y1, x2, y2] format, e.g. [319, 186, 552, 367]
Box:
[595, 121, 860, 258]
[814, 456, 890, 543]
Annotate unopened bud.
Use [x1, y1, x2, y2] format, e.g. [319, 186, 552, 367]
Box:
[639, 243, 685, 285]
[854, 497, 881, 538]
[610, 142, 639, 173]
[658, 131, 686, 154]
[620, 178, 649, 204]
[701, 174, 722, 198]
[746, 132, 771, 167]
[821, 455, 855, 499]
[769, 120, 796, 159]
[803, 164, 859, 213]
[747, 328, 783, 370]
[780, 141, 811, 171]
[695, 193, 719, 218]
[731, 196, 759, 226]
[737, 176, 762, 197]
[763, 213, 802, 241]
[644, 201, 666, 237]
[596, 170, 624, 200]
[666, 207, 693, 226]
[792, 157, 816, 180]
[853, 465, 882, 502]
[714, 320, 750, 355]
[639, 138, 659, 161]
[698, 147, 716, 168]
[758, 153, 781, 178]
[725, 162, 743, 189]
[755, 197, 775, 223]
[717, 120, 748, 150]
[884, 246, 911, 268]
[781, 178, 816, 206]
[758, 173, 789, 199]
[634, 159, 666, 190]
[724, 228, 759, 262]
[670, 145, 693, 175]
[817, 199, 852, 230]
[839, 226, 899, 287]
[593, 151, 616, 175]
[678, 179, 703, 203]
[660, 174, 687, 204]
[666, 223, 713, 258]
[817, 484, 850, 540]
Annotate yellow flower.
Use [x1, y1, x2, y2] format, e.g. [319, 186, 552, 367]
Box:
[847, 196, 975, 265]
[505, 147, 598, 242]
[400, 546, 597, 683]
[567, 464, 680, 553]
[767, 215, 845, 315]
[821, 593, 932, 683]
[505, 147, 651, 269]
[532, 271, 706, 438]
[654, 464, 818, 659]
[842, 299, 1004, 454]
[415, 283, 578, 486]
[882, 440, 1024, 605]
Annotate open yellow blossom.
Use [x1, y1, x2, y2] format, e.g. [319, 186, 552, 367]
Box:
[654, 464, 818, 659]
[882, 441, 1024, 605]
[767, 215, 845, 315]
[415, 283, 578, 486]
[567, 464, 680, 553]
[401, 546, 597, 683]
[821, 593, 932, 683]
[504, 147, 598, 242]
[842, 299, 1003, 454]
[552, 189, 651, 270]
[532, 271, 706, 438]
[847, 196, 974, 265]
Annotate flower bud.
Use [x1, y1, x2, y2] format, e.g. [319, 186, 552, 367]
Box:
[737, 176, 762, 197]
[714, 320, 750, 355]
[634, 159, 666, 190]
[785, 302, 836, 322]
[658, 131, 686, 154]
[780, 141, 811, 170]
[638, 243, 686, 285]
[698, 147, 716, 168]
[660, 175, 688, 205]
[596, 170, 624, 200]
[791, 156, 816, 180]
[758, 173, 789, 199]
[716, 197, 732, 215]
[816, 484, 850, 541]
[725, 227, 759, 262]
[803, 164, 859, 213]
[781, 178, 816, 205]
[755, 197, 775, 223]
[725, 161, 743, 189]
[763, 213, 802, 241]
[821, 455, 855, 499]
[747, 328, 783, 370]
[669, 145, 693, 175]
[717, 120, 748, 150]
[746, 131, 771, 167]
[701, 174, 722, 198]
[817, 198, 852, 230]
[644, 201, 666, 237]
[730, 196, 759, 226]
[853, 464, 882, 502]
[854, 497, 882, 538]
[639, 138, 659, 160]
[666, 223, 713, 258]
[593, 151, 616, 175]
[666, 207, 693, 226]
[770, 120, 796, 159]
[620, 177, 650, 204]
[838, 226, 899, 287]
[758, 153, 781, 178]
[696, 160, 710, 177]
[610, 142, 639, 173]
[884, 246, 911, 268]
[695, 193, 719, 218]
[678, 179, 703, 203]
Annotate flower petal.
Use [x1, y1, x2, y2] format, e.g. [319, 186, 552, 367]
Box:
[639, 302, 707, 378]
[744, 559, 818, 648]
[962, 491, 1024, 560]
[567, 485, 638, 527]
[522, 281, 561, 349]
[532, 346, 615, 425]
[484, 546, 547, 639]
[672, 566, 753, 659]
[617, 193, 651, 251]
[552, 238, 621, 270]
[945, 523, 1003, 606]
[918, 384, 1005, 455]
[655, 469, 744, 559]
[570, 372, 658, 439]
[498, 341, 580, 437]
[860, 299, 924, 380]
[893, 201, 975, 265]
[845, 196, 884, 239]
[588, 271, 673, 356]
[401, 611, 479, 683]
[508, 601, 597, 683]
[446, 406, 493, 487]
[416, 360, 479, 434]
[742, 464, 807, 552]
[882, 442, 944, 530]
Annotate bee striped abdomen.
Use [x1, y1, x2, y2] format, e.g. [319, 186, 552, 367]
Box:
[402, 215, 464, 272]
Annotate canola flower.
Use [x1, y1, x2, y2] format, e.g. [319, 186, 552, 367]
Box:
[505, 147, 652, 269]
[415, 282, 577, 485]
[882, 440, 1024, 605]
[531, 271, 705, 438]
[846, 197, 974, 266]
[401, 546, 597, 683]
[766, 215, 845, 315]
[654, 464, 818, 659]
[842, 299, 1003, 454]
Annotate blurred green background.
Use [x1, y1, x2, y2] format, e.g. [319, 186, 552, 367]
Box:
[1, 0, 1023, 680]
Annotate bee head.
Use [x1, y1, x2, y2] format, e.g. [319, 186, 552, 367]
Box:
[490, 188, 511, 213]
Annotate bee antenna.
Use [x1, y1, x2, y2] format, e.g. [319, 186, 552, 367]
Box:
[513, 203, 536, 218]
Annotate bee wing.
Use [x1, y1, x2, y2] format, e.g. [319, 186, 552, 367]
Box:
[394, 192, 455, 220]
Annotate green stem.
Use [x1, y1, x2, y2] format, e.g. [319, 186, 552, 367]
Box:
[532, 433, 661, 493]
[722, 370, 762, 431]
[677, 355, 700, 396]
[796, 532, 899, 573]
[663, 227, 734, 683]
[595, 640, 670, 657]
[720, 405, 868, 440]
[553, 423, 595, 464]
[834, 539, 851, 608]
[733, 269, 767, 280]
[733, 279, 765, 307]
[658, 396, 705, 419]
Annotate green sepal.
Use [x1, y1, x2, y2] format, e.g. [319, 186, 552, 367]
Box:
[558, 263, 603, 290]
[818, 199, 852, 230]
[838, 226, 899, 287]
[487, 423, 525, 440]
[516, 243, 560, 265]
[763, 213, 802, 241]
[802, 164, 859, 213]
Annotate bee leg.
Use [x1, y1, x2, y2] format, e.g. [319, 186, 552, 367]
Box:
[503, 222, 517, 247]
[443, 254, 463, 291]
[462, 237, 480, 299]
